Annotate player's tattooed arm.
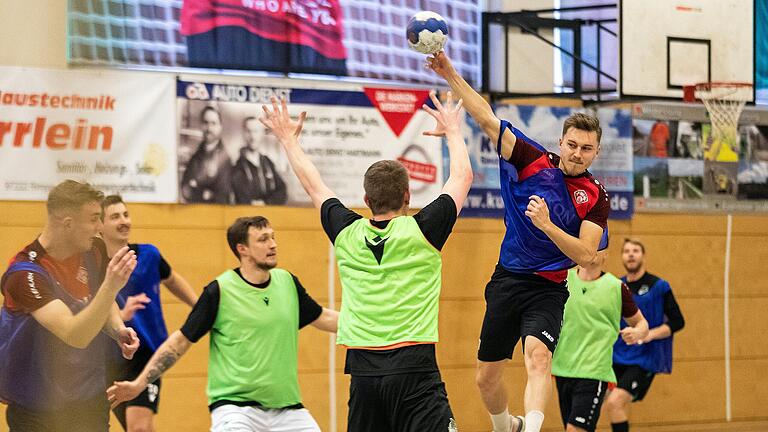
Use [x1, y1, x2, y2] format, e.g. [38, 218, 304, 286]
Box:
[107, 330, 193, 408]
[141, 330, 193, 385]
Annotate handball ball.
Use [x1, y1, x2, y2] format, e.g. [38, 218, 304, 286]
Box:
[406, 11, 448, 54]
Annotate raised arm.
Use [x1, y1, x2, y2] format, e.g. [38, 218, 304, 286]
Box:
[107, 330, 192, 408]
[422, 91, 473, 213]
[261, 97, 336, 208]
[30, 246, 136, 349]
[427, 51, 516, 160]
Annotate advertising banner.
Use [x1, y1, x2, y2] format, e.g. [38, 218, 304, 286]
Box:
[177, 79, 443, 208]
[0, 67, 177, 202]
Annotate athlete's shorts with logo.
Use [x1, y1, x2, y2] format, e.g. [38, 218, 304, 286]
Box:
[555, 377, 609, 432]
[478, 265, 570, 362]
[347, 371, 455, 432]
[613, 364, 656, 401]
[109, 344, 162, 429]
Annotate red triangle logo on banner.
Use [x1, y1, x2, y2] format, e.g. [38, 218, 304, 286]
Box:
[363, 87, 431, 137]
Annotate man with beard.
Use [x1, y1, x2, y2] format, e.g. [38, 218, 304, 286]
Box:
[232, 117, 288, 205]
[100, 195, 198, 432]
[181, 106, 233, 203]
[107, 216, 338, 431]
[604, 239, 685, 432]
[427, 51, 609, 432]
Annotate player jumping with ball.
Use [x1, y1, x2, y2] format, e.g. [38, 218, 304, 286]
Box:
[428, 51, 610, 432]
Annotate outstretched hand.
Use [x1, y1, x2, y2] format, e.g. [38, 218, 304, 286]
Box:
[260, 97, 307, 145]
[422, 90, 463, 137]
[424, 51, 456, 80]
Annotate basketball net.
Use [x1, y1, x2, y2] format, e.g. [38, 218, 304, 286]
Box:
[688, 82, 752, 159]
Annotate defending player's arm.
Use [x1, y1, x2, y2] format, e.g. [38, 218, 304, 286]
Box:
[108, 280, 219, 407]
[618, 283, 650, 344]
[293, 274, 338, 333]
[422, 90, 473, 213]
[426, 51, 516, 160]
[310, 308, 339, 333]
[261, 97, 336, 208]
[621, 311, 650, 345]
[28, 246, 136, 349]
[107, 330, 192, 408]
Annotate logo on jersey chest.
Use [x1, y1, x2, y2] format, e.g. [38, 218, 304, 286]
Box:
[76, 266, 88, 285]
[573, 189, 589, 204]
[638, 285, 650, 295]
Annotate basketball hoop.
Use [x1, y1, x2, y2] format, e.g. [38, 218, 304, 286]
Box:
[683, 82, 752, 159]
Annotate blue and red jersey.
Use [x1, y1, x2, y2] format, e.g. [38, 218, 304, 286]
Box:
[496, 120, 609, 281]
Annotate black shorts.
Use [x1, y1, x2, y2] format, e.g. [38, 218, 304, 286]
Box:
[108, 345, 162, 429]
[613, 364, 656, 401]
[6, 398, 109, 432]
[347, 371, 455, 432]
[478, 265, 569, 362]
[555, 377, 608, 432]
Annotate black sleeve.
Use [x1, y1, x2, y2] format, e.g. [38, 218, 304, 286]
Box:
[663, 290, 685, 333]
[293, 274, 323, 329]
[180, 281, 220, 343]
[320, 198, 363, 244]
[412, 194, 458, 251]
[158, 254, 172, 281]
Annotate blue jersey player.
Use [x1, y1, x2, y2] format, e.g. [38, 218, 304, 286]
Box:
[429, 52, 610, 432]
[100, 195, 198, 432]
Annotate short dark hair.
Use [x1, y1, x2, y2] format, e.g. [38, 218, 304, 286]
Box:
[227, 216, 271, 259]
[363, 160, 409, 215]
[623, 238, 646, 254]
[47, 180, 104, 216]
[101, 195, 125, 219]
[200, 105, 221, 122]
[562, 112, 602, 143]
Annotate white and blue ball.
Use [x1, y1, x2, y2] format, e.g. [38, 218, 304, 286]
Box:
[406, 11, 448, 54]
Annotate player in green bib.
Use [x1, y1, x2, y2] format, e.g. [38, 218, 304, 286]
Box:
[261, 93, 472, 432]
[551, 251, 648, 432]
[107, 216, 339, 431]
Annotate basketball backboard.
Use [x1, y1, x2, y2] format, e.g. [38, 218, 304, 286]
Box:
[620, 0, 755, 102]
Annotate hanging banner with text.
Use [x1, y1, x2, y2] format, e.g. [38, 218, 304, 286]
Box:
[457, 105, 634, 219]
[177, 79, 442, 208]
[0, 67, 177, 202]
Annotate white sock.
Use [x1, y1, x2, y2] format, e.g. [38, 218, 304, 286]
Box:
[523, 410, 545, 432]
[490, 408, 510, 432]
